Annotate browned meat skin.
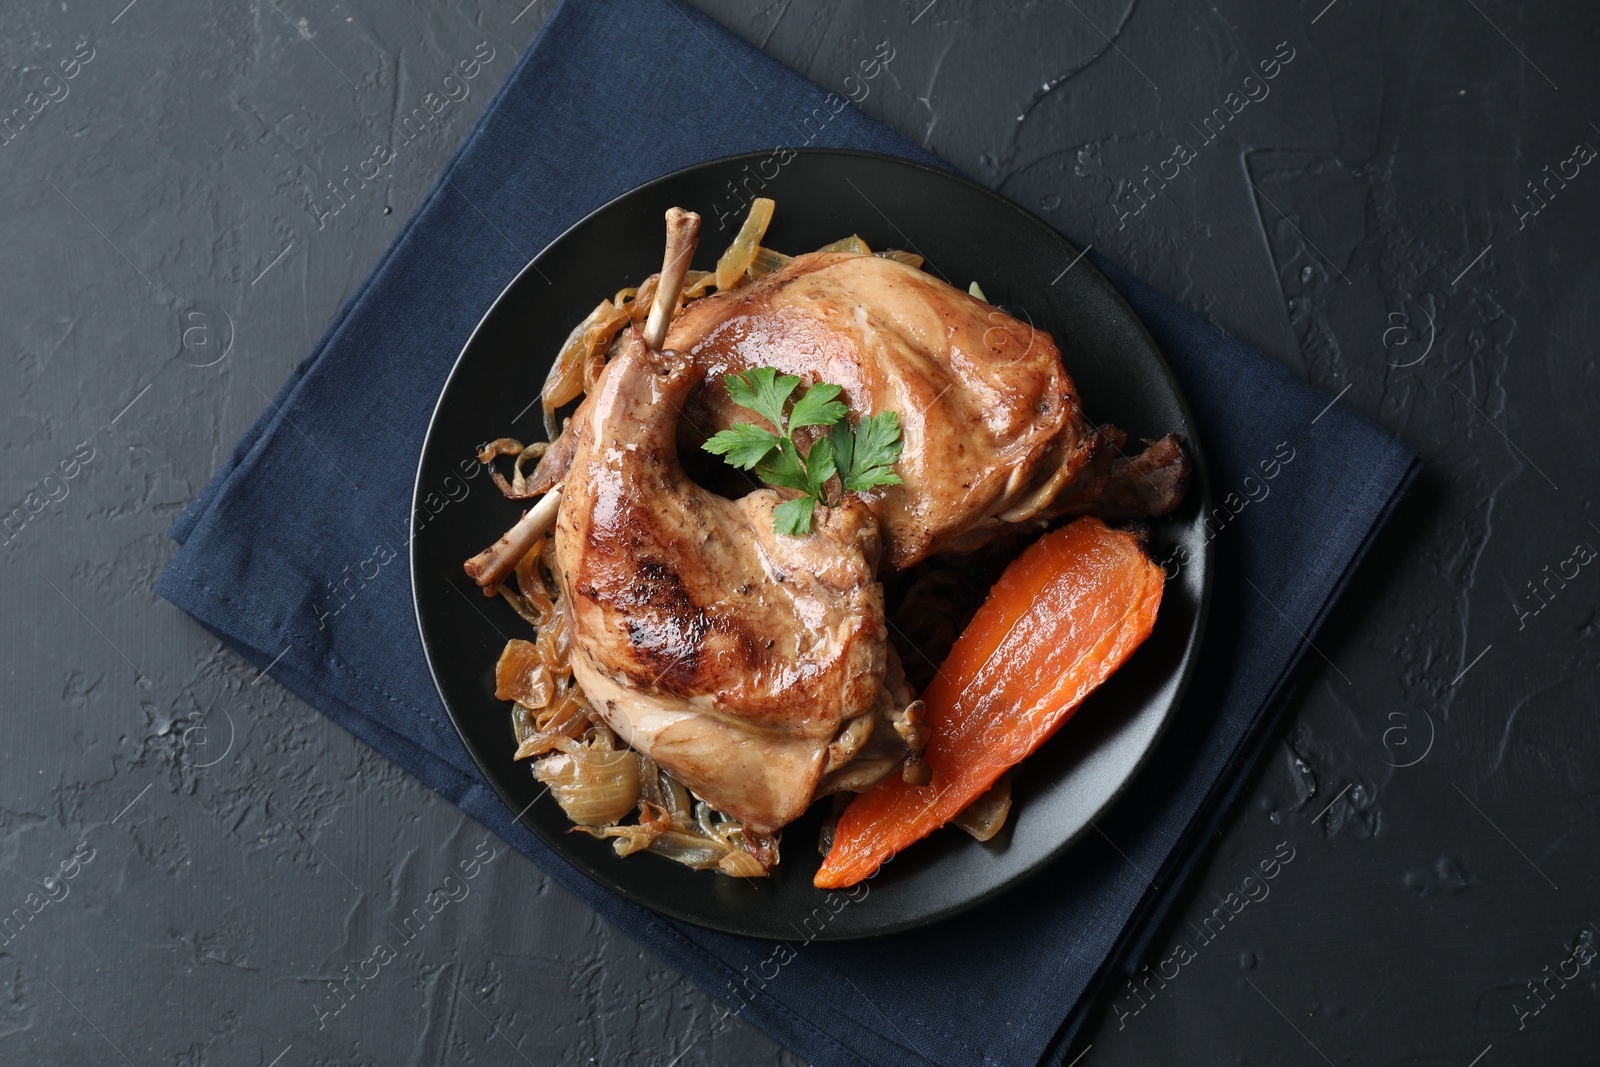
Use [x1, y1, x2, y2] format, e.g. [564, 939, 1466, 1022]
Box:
[1086, 433, 1189, 519]
[554, 328, 886, 833]
[665, 251, 1087, 571]
[530, 251, 1189, 560]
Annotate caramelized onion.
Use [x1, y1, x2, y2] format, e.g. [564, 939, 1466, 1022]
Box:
[718, 849, 769, 877]
[715, 197, 775, 290]
[682, 269, 717, 299]
[875, 249, 925, 269]
[577, 761, 778, 877]
[534, 744, 641, 827]
[815, 234, 871, 255]
[749, 246, 792, 278]
[952, 772, 1013, 842]
[477, 437, 525, 464]
[476, 439, 552, 500]
[494, 640, 553, 707]
[624, 275, 657, 324]
[543, 298, 630, 437]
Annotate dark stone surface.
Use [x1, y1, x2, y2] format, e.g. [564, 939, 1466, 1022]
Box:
[2, 0, 1595, 1063]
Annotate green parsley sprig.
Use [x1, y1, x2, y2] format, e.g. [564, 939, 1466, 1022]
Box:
[702, 366, 904, 536]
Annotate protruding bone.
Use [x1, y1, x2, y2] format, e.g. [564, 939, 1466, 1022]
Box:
[467, 209, 701, 594]
[642, 207, 701, 351]
[464, 486, 563, 594]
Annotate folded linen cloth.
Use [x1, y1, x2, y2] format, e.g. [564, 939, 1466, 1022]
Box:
[157, 2, 1419, 1063]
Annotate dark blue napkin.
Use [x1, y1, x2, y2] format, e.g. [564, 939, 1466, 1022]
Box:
[157, 1, 1419, 1063]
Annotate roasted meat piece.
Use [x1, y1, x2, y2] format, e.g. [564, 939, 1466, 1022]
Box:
[553, 329, 886, 833]
[529, 250, 1186, 571]
[472, 212, 1189, 845]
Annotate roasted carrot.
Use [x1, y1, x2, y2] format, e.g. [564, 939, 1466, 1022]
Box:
[814, 516, 1165, 889]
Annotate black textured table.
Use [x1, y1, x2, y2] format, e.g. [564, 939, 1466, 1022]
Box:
[5, 1, 1596, 1064]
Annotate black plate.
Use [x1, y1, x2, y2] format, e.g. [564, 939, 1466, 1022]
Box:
[412, 149, 1212, 940]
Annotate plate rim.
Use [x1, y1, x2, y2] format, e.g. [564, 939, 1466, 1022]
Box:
[411, 147, 1215, 940]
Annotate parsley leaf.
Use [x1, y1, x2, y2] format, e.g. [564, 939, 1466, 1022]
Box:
[702, 423, 783, 470]
[801, 434, 837, 497]
[723, 367, 799, 434]
[772, 496, 817, 537]
[702, 366, 902, 537]
[833, 411, 904, 493]
[754, 435, 836, 496]
[753, 437, 812, 494]
[788, 382, 848, 430]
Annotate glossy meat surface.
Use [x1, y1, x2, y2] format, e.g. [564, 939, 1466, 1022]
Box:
[666, 251, 1093, 570]
[529, 252, 1188, 572]
[554, 329, 886, 832]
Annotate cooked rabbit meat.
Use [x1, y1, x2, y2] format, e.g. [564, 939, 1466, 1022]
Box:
[554, 328, 886, 833]
[470, 204, 1189, 872]
[668, 250, 1104, 570]
[527, 250, 1186, 571]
